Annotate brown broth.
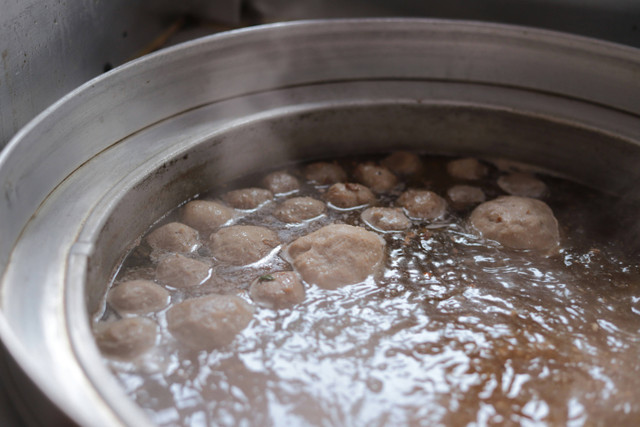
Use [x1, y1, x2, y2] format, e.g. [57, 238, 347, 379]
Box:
[95, 155, 640, 426]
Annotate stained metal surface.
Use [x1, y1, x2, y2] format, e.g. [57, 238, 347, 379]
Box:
[1, 19, 640, 426]
[0, 0, 241, 149]
[0, 0, 154, 148]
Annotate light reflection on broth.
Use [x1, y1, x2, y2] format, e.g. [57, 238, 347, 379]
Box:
[94, 154, 640, 426]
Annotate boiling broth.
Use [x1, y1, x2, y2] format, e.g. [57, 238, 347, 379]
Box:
[94, 155, 640, 426]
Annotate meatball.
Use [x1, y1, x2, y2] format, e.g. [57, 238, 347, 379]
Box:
[261, 171, 300, 195]
[497, 172, 547, 198]
[326, 183, 376, 209]
[398, 189, 447, 220]
[222, 187, 273, 210]
[447, 158, 488, 180]
[283, 224, 385, 289]
[249, 271, 306, 309]
[156, 253, 211, 288]
[380, 151, 421, 175]
[181, 200, 234, 234]
[95, 318, 157, 359]
[166, 294, 253, 350]
[469, 196, 560, 253]
[447, 185, 486, 209]
[361, 207, 411, 232]
[303, 162, 347, 185]
[107, 279, 169, 314]
[274, 197, 325, 223]
[354, 163, 398, 194]
[146, 222, 199, 253]
[209, 225, 279, 265]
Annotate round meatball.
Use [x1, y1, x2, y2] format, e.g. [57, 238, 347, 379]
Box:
[222, 188, 273, 210]
[469, 196, 560, 253]
[361, 207, 411, 232]
[283, 224, 385, 289]
[274, 197, 325, 223]
[146, 222, 199, 253]
[261, 171, 300, 195]
[209, 225, 280, 265]
[497, 172, 547, 198]
[354, 163, 398, 194]
[156, 254, 211, 288]
[447, 158, 488, 180]
[380, 151, 421, 175]
[107, 280, 169, 314]
[398, 189, 447, 220]
[166, 294, 253, 350]
[326, 183, 376, 209]
[181, 200, 234, 234]
[303, 162, 347, 185]
[447, 185, 486, 209]
[249, 271, 306, 309]
[95, 318, 157, 359]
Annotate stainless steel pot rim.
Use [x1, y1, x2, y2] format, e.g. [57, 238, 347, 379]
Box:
[3, 16, 640, 270]
[1, 18, 640, 426]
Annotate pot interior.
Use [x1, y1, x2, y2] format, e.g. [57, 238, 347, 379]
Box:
[76, 99, 640, 425]
[85, 101, 640, 314]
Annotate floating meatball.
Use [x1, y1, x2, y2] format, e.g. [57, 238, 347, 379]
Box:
[303, 162, 347, 185]
[326, 183, 376, 209]
[107, 279, 169, 314]
[398, 189, 447, 220]
[380, 151, 421, 175]
[209, 225, 279, 265]
[261, 171, 300, 195]
[166, 294, 253, 350]
[283, 224, 385, 289]
[447, 185, 486, 210]
[181, 200, 234, 234]
[469, 196, 560, 253]
[497, 172, 547, 198]
[146, 222, 199, 253]
[95, 318, 157, 359]
[249, 271, 306, 309]
[222, 187, 273, 210]
[361, 207, 411, 232]
[274, 197, 325, 223]
[446, 158, 488, 180]
[354, 163, 398, 194]
[156, 254, 211, 288]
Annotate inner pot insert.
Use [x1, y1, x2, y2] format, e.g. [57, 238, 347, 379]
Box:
[75, 101, 640, 425]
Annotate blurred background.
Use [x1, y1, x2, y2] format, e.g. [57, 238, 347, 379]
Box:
[0, 0, 639, 424]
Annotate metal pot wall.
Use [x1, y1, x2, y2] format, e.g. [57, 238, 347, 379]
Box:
[1, 19, 640, 426]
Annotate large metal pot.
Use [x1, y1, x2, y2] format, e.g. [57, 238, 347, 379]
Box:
[1, 19, 640, 426]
